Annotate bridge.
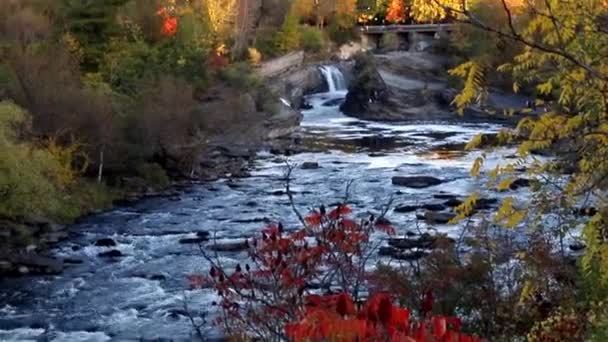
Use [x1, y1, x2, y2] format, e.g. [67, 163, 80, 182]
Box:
[359, 24, 456, 51]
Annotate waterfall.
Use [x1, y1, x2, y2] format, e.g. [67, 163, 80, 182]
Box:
[319, 65, 347, 93]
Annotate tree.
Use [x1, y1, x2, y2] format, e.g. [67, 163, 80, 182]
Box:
[386, 0, 406, 24]
[435, 0, 608, 338]
[411, 0, 462, 23]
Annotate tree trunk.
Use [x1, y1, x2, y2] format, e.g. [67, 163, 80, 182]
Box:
[97, 147, 104, 183]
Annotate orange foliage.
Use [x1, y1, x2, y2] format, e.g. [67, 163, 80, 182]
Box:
[386, 0, 406, 24]
[157, 7, 178, 37]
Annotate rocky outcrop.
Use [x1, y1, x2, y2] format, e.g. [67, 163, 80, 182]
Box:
[0, 218, 69, 276]
[340, 53, 392, 118]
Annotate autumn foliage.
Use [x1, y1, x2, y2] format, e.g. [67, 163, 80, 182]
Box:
[157, 7, 178, 37]
[190, 204, 482, 340]
[286, 292, 482, 341]
[386, 0, 407, 24]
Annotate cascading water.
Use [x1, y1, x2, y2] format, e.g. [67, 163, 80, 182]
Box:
[319, 65, 347, 93]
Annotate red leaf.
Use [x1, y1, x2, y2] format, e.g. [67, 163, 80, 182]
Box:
[432, 316, 447, 339]
[421, 290, 434, 316]
[161, 17, 178, 37]
[305, 211, 322, 226]
[391, 307, 410, 328]
[306, 294, 322, 307]
[377, 295, 393, 326]
[336, 292, 356, 316]
[328, 205, 352, 220]
[341, 218, 359, 230]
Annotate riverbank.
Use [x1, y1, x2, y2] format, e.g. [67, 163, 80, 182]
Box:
[0, 53, 332, 277]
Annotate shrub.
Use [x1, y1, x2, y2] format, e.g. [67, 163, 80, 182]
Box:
[247, 47, 262, 65]
[218, 62, 261, 90]
[299, 26, 325, 53]
[327, 14, 358, 46]
[135, 162, 170, 189]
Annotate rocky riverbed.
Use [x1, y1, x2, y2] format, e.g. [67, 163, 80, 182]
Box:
[0, 54, 555, 341]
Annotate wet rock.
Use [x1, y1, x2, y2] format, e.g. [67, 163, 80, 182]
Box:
[94, 238, 117, 247]
[322, 98, 345, 107]
[232, 217, 271, 224]
[133, 273, 167, 281]
[421, 203, 447, 211]
[63, 258, 84, 264]
[98, 250, 123, 258]
[179, 236, 210, 244]
[394, 205, 418, 213]
[569, 242, 586, 252]
[41, 231, 69, 244]
[197, 231, 211, 238]
[433, 193, 459, 200]
[475, 198, 498, 210]
[388, 235, 436, 249]
[379, 247, 428, 261]
[417, 211, 456, 224]
[509, 178, 532, 190]
[301, 162, 320, 170]
[208, 240, 249, 252]
[8, 254, 64, 274]
[358, 136, 398, 150]
[392, 176, 443, 188]
[443, 198, 463, 207]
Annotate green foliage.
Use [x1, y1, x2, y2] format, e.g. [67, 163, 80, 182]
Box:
[135, 162, 170, 189]
[276, 11, 301, 53]
[218, 62, 261, 90]
[299, 26, 324, 53]
[0, 101, 109, 221]
[327, 13, 358, 46]
[62, 0, 130, 71]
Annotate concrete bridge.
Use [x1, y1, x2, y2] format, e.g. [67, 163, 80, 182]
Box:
[360, 24, 456, 51]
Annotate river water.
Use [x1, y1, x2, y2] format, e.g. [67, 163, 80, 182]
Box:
[0, 68, 522, 341]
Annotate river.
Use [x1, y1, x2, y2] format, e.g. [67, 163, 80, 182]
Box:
[0, 67, 523, 341]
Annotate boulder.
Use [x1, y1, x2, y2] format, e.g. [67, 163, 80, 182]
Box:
[569, 242, 586, 252]
[322, 98, 345, 107]
[179, 236, 210, 244]
[417, 211, 456, 224]
[433, 193, 459, 200]
[340, 53, 391, 118]
[394, 205, 419, 213]
[301, 162, 320, 170]
[98, 250, 123, 258]
[421, 203, 447, 211]
[388, 235, 436, 249]
[510, 178, 532, 190]
[208, 240, 249, 252]
[8, 254, 64, 274]
[392, 176, 443, 188]
[94, 238, 117, 247]
[443, 198, 463, 207]
[379, 247, 428, 261]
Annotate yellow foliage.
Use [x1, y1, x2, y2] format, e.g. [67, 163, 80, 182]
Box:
[248, 47, 262, 65]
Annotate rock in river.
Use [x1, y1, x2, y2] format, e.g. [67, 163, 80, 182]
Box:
[392, 176, 443, 188]
[98, 250, 123, 258]
[94, 238, 117, 247]
[208, 240, 249, 252]
[301, 162, 320, 170]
